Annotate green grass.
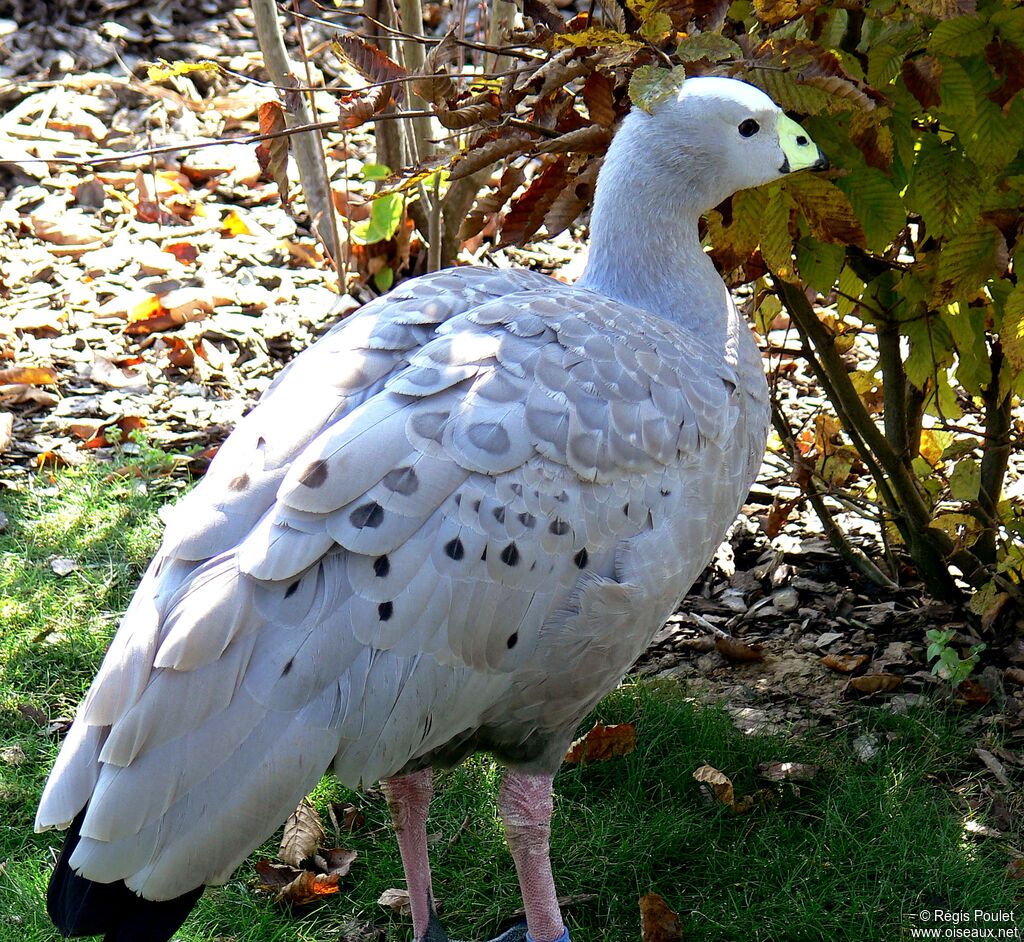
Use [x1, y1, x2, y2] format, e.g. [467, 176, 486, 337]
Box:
[0, 468, 1020, 941]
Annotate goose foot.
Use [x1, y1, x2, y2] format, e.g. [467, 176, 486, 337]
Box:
[419, 910, 569, 942]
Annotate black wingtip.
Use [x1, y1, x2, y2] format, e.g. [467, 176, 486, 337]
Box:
[47, 809, 204, 941]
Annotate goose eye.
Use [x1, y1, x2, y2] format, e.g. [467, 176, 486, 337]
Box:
[738, 119, 760, 137]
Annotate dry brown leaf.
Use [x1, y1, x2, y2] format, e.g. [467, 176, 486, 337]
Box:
[378, 887, 412, 915]
[848, 673, 902, 694]
[956, 679, 992, 707]
[0, 366, 57, 385]
[319, 847, 358, 877]
[757, 761, 820, 783]
[715, 636, 765, 663]
[582, 71, 616, 127]
[31, 212, 103, 246]
[500, 157, 572, 246]
[280, 799, 326, 867]
[1004, 668, 1024, 686]
[332, 35, 409, 100]
[564, 722, 637, 764]
[821, 653, 869, 674]
[902, 55, 943, 109]
[639, 892, 682, 942]
[256, 101, 291, 205]
[90, 355, 146, 390]
[255, 860, 341, 905]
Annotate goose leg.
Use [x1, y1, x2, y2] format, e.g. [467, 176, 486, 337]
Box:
[382, 768, 437, 941]
[498, 770, 569, 942]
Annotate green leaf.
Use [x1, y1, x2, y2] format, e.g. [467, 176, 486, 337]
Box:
[903, 313, 954, 387]
[361, 163, 392, 181]
[904, 138, 980, 238]
[835, 169, 905, 252]
[628, 65, 687, 114]
[932, 224, 1007, 305]
[795, 238, 845, 295]
[746, 68, 831, 116]
[373, 265, 395, 292]
[1001, 283, 1024, 372]
[927, 16, 991, 57]
[760, 185, 797, 282]
[949, 458, 981, 501]
[639, 12, 672, 41]
[836, 264, 865, 318]
[936, 58, 975, 117]
[351, 192, 404, 244]
[676, 33, 742, 62]
[943, 302, 990, 394]
[956, 96, 1024, 169]
[991, 7, 1024, 46]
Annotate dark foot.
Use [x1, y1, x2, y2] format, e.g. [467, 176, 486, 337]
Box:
[420, 910, 551, 942]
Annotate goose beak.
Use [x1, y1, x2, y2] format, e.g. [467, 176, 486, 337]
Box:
[777, 114, 828, 174]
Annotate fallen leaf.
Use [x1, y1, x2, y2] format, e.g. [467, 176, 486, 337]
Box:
[564, 722, 637, 764]
[0, 745, 26, 766]
[0, 366, 57, 385]
[31, 212, 103, 246]
[331, 801, 366, 833]
[50, 557, 80, 576]
[639, 892, 682, 942]
[165, 241, 199, 264]
[377, 887, 412, 915]
[756, 761, 820, 783]
[280, 799, 326, 867]
[1005, 668, 1024, 686]
[255, 860, 341, 905]
[1006, 860, 1024, 881]
[956, 679, 992, 707]
[848, 673, 902, 694]
[222, 209, 252, 237]
[693, 764, 755, 813]
[821, 653, 869, 674]
[715, 636, 765, 662]
[319, 847, 358, 877]
[17, 703, 48, 726]
[90, 354, 147, 389]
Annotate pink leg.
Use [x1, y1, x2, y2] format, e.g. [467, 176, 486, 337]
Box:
[499, 770, 566, 942]
[382, 768, 435, 941]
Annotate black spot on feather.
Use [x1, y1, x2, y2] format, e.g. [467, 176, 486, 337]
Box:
[507, 632, 519, 649]
[549, 519, 570, 536]
[229, 472, 249, 491]
[285, 580, 300, 598]
[282, 658, 294, 676]
[574, 548, 588, 569]
[350, 502, 384, 529]
[444, 538, 464, 560]
[383, 466, 419, 495]
[518, 512, 536, 528]
[501, 543, 520, 566]
[492, 506, 506, 524]
[378, 600, 394, 621]
[374, 556, 390, 577]
[300, 459, 329, 488]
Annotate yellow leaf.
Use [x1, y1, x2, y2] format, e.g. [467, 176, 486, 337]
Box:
[552, 28, 642, 49]
[147, 59, 219, 82]
[760, 185, 797, 282]
[221, 210, 251, 237]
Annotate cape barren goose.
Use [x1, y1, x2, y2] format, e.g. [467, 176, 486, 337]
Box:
[38, 76, 827, 942]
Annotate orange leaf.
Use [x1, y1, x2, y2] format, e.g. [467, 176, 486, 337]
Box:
[821, 653, 869, 674]
[956, 679, 992, 707]
[564, 722, 636, 764]
[848, 673, 902, 694]
[715, 636, 765, 662]
[0, 366, 57, 385]
[165, 241, 199, 264]
[639, 892, 682, 942]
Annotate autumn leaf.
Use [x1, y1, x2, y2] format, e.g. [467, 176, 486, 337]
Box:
[628, 65, 686, 113]
[280, 799, 326, 867]
[564, 722, 637, 764]
[0, 366, 57, 385]
[715, 636, 765, 662]
[582, 71, 616, 127]
[821, 653, 869, 674]
[255, 861, 342, 906]
[693, 764, 756, 813]
[639, 892, 683, 942]
[848, 673, 902, 694]
[757, 761, 820, 783]
[256, 101, 291, 206]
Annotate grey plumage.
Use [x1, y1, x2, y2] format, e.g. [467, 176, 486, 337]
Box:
[37, 78, 804, 917]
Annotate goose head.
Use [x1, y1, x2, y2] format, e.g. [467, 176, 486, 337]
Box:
[610, 76, 829, 213]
